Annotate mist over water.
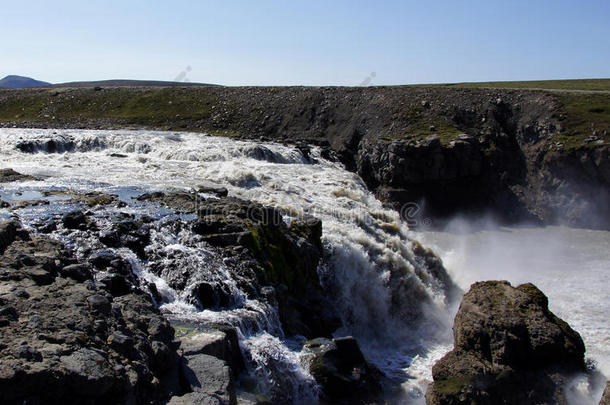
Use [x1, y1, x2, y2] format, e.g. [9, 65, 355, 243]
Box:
[415, 216, 610, 403]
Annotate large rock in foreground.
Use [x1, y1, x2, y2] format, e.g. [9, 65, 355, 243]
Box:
[426, 281, 586, 405]
[0, 221, 181, 404]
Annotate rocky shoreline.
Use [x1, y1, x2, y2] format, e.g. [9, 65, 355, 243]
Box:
[1, 85, 609, 228]
[0, 172, 394, 404]
[0, 165, 607, 403]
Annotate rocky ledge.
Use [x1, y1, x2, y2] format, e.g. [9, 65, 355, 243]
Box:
[0, 220, 180, 404]
[426, 281, 600, 405]
[0, 181, 381, 404]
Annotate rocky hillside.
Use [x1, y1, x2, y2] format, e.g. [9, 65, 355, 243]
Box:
[0, 85, 608, 228]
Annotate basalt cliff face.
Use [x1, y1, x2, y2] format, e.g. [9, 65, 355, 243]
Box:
[1, 85, 608, 228]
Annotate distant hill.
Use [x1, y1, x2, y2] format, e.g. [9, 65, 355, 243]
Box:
[51, 79, 219, 88]
[0, 75, 50, 89]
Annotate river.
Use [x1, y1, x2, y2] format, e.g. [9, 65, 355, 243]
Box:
[0, 128, 607, 404]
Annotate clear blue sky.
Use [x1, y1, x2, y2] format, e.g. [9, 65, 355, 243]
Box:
[1, 0, 608, 86]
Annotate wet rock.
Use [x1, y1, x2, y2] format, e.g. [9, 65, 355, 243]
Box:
[0, 224, 181, 404]
[62, 210, 88, 230]
[426, 281, 587, 405]
[35, 219, 58, 234]
[147, 194, 339, 338]
[179, 328, 245, 376]
[306, 336, 381, 403]
[41, 190, 118, 207]
[180, 353, 236, 405]
[89, 250, 119, 269]
[245, 145, 286, 163]
[0, 168, 37, 182]
[198, 182, 229, 197]
[137, 191, 198, 212]
[188, 282, 235, 309]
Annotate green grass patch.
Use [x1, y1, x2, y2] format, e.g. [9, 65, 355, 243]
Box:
[415, 78, 610, 91]
[550, 93, 610, 149]
[0, 87, 217, 125]
[0, 92, 49, 122]
[173, 324, 198, 338]
[207, 130, 241, 137]
[434, 376, 473, 395]
[383, 105, 464, 144]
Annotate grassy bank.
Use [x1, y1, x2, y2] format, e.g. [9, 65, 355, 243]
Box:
[0, 81, 608, 150]
[424, 78, 610, 92]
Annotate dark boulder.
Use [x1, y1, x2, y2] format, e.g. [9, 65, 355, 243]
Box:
[59, 264, 92, 282]
[178, 353, 236, 405]
[0, 220, 18, 254]
[306, 336, 381, 403]
[62, 210, 88, 230]
[426, 281, 587, 405]
[0, 168, 37, 183]
[187, 282, 236, 310]
[178, 327, 245, 377]
[197, 182, 229, 197]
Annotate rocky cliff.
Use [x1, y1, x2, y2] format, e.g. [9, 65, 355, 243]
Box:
[1, 85, 609, 228]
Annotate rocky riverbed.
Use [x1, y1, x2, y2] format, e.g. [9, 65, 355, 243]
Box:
[0, 125, 607, 404]
[0, 185, 370, 404]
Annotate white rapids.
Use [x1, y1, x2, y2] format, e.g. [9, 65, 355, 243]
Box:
[0, 128, 456, 403]
[1, 128, 606, 404]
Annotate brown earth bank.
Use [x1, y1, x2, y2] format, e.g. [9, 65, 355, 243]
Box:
[1, 85, 608, 228]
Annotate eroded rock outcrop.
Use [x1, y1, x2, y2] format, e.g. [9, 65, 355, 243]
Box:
[0, 221, 180, 405]
[139, 192, 341, 338]
[426, 281, 587, 405]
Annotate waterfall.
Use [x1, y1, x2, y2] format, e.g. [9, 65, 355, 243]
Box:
[0, 128, 457, 403]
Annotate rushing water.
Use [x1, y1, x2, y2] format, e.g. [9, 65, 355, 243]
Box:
[0, 128, 456, 403]
[1, 128, 606, 404]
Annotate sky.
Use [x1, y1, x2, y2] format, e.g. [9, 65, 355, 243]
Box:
[1, 0, 609, 86]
